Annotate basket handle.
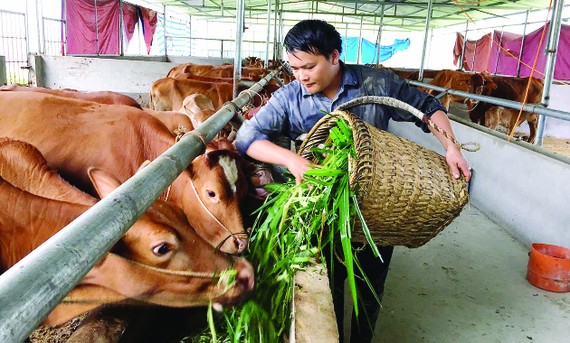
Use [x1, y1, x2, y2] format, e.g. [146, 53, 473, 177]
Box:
[334, 96, 480, 152]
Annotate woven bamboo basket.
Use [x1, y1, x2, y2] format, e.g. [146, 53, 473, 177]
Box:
[298, 110, 469, 248]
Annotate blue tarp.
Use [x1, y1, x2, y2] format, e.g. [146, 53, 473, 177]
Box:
[340, 37, 410, 64]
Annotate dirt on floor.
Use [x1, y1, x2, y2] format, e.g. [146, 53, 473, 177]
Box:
[542, 136, 570, 158]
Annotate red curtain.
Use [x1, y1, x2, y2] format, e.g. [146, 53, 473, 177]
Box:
[65, 0, 120, 54]
[454, 23, 570, 80]
[453, 32, 493, 72]
[65, 0, 158, 55]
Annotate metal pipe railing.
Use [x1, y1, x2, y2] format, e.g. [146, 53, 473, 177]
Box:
[408, 80, 570, 122]
[0, 70, 278, 342]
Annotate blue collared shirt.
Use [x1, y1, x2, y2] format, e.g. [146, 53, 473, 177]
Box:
[235, 63, 447, 155]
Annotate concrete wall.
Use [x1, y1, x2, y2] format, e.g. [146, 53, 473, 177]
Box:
[0, 56, 6, 85]
[388, 117, 570, 249]
[32, 55, 232, 107]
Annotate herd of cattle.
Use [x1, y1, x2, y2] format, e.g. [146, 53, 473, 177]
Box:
[0, 58, 544, 339]
[398, 68, 544, 143]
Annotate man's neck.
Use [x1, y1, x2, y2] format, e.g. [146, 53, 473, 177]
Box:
[322, 70, 343, 100]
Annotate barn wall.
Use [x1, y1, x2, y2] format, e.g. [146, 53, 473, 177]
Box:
[388, 118, 570, 249]
[0, 56, 6, 85]
[32, 55, 232, 107]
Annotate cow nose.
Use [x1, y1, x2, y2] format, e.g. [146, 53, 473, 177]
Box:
[234, 235, 249, 253]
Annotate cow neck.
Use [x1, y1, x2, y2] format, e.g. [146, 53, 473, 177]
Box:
[0, 180, 89, 268]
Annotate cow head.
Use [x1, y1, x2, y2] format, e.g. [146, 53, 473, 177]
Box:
[465, 73, 497, 109]
[178, 150, 250, 255]
[45, 168, 254, 326]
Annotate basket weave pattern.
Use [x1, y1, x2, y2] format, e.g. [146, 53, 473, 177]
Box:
[298, 111, 468, 248]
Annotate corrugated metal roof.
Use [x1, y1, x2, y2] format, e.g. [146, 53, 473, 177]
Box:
[130, 0, 552, 31]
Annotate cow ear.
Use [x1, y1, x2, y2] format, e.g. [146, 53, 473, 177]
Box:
[87, 167, 121, 198]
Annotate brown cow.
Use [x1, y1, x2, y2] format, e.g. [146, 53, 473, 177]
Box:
[425, 69, 474, 109]
[150, 77, 250, 111]
[0, 84, 142, 109]
[0, 92, 250, 254]
[0, 138, 254, 327]
[166, 62, 268, 80]
[142, 108, 195, 136]
[466, 73, 543, 143]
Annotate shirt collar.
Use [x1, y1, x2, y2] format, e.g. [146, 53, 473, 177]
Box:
[300, 61, 360, 98]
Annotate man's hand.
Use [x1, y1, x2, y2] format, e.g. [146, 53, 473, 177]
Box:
[445, 145, 471, 182]
[246, 139, 313, 184]
[286, 155, 312, 185]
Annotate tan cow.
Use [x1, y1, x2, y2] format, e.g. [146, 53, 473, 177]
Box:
[0, 92, 250, 254]
[0, 84, 142, 109]
[0, 138, 254, 327]
[426, 69, 474, 109]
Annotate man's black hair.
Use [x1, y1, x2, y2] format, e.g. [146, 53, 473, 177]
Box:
[283, 19, 342, 57]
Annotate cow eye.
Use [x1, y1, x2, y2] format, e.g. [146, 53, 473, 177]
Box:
[206, 190, 216, 198]
[152, 243, 171, 256]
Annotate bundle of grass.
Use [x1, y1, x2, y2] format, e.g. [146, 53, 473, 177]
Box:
[186, 114, 380, 343]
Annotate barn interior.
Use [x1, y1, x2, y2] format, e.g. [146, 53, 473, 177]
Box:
[0, 1, 569, 342]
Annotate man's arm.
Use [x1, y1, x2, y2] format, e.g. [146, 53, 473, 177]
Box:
[246, 139, 311, 184]
[429, 110, 471, 182]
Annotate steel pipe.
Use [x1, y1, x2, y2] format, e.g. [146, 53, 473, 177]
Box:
[408, 80, 570, 121]
[0, 71, 278, 342]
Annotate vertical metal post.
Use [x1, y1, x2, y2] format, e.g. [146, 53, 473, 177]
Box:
[264, 0, 272, 66]
[94, 0, 99, 55]
[36, 0, 43, 54]
[493, 27, 504, 75]
[163, 5, 167, 58]
[459, 20, 468, 70]
[233, 0, 245, 99]
[272, 0, 279, 60]
[277, 4, 283, 60]
[516, 10, 530, 77]
[119, 0, 124, 56]
[418, 0, 433, 82]
[188, 15, 192, 56]
[536, 0, 564, 146]
[375, 4, 385, 68]
[357, 16, 363, 64]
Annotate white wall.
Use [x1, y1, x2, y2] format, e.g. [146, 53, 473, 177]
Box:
[34, 55, 231, 106]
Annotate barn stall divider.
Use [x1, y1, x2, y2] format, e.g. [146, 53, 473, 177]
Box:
[0, 70, 315, 342]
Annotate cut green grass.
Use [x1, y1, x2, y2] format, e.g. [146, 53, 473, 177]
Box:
[186, 115, 383, 342]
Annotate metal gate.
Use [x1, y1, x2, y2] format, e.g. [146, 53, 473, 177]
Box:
[0, 9, 29, 85]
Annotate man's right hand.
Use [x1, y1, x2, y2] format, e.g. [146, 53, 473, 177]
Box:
[286, 154, 312, 185]
[246, 139, 313, 184]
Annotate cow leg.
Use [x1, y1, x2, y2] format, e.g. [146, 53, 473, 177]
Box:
[485, 107, 501, 131]
[526, 113, 538, 144]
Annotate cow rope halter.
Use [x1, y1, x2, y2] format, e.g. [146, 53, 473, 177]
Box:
[188, 176, 249, 251]
[335, 96, 480, 152]
[60, 253, 239, 304]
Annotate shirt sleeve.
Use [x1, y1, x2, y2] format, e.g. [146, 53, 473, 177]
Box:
[235, 93, 289, 155]
[386, 71, 448, 132]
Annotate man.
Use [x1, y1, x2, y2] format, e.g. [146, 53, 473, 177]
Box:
[236, 19, 471, 343]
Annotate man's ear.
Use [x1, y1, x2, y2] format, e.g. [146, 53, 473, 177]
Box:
[330, 49, 341, 65]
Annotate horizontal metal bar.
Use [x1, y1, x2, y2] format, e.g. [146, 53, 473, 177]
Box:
[408, 80, 570, 121]
[0, 71, 277, 342]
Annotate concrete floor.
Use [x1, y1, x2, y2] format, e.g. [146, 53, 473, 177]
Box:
[351, 204, 570, 343]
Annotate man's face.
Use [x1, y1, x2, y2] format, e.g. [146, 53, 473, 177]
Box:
[287, 49, 340, 95]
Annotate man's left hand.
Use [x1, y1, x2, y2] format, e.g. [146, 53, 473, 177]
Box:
[445, 146, 471, 182]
